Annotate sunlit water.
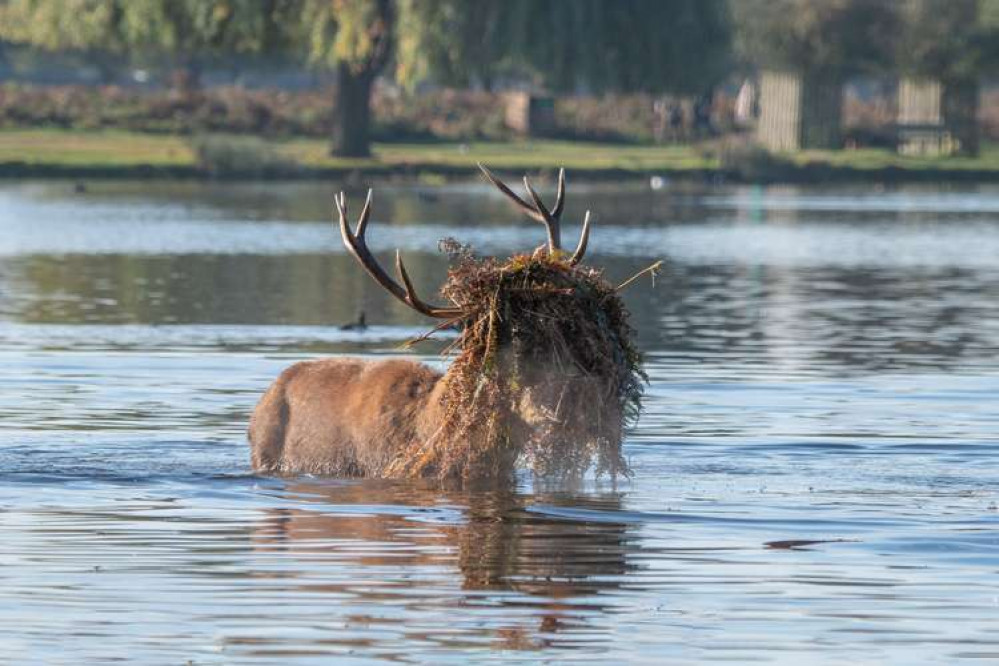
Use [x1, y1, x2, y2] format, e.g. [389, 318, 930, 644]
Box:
[1, 179, 998, 664]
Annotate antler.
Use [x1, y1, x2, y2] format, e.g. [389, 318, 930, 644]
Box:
[478, 164, 591, 265]
[335, 190, 463, 319]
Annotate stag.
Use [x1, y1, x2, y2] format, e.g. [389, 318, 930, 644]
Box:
[249, 166, 643, 483]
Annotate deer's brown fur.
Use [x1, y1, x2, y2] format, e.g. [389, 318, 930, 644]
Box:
[250, 358, 447, 477]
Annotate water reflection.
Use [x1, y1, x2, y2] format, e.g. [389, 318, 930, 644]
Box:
[8, 255, 998, 374]
[251, 481, 634, 653]
[4, 180, 999, 374]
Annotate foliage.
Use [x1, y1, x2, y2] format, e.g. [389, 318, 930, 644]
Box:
[0, 0, 127, 53]
[122, 0, 297, 64]
[731, 0, 898, 77]
[733, 0, 999, 81]
[0, 0, 296, 77]
[715, 141, 793, 180]
[1, 0, 733, 94]
[400, 0, 731, 95]
[385, 253, 644, 483]
[0, 83, 316, 134]
[1, 0, 735, 155]
[394, 0, 518, 89]
[188, 133, 295, 176]
[0, 83, 701, 143]
[554, 94, 666, 143]
[301, 0, 393, 72]
[895, 0, 999, 81]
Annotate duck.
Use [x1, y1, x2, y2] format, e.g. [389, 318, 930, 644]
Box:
[339, 311, 367, 331]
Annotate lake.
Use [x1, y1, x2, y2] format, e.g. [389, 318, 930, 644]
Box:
[1, 178, 998, 664]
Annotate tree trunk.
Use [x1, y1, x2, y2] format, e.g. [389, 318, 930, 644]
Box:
[799, 74, 842, 149]
[331, 63, 374, 158]
[943, 79, 979, 157]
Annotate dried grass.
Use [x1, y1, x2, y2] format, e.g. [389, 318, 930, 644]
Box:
[385, 251, 645, 484]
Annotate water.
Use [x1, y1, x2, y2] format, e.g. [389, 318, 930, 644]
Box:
[1, 179, 998, 664]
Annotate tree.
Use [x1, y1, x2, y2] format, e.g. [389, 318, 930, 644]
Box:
[730, 0, 897, 78]
[400, 0, 731, 96]
[393, 0, 516, 92]
[0, 0, 293, 89]
[301, 0, 395, 157]
[896, 0, 997, 80]
[120, 0, 298, 91]
[2, 0, 734, 157]
[0, 0, 129, 82]
[730, 0, 898, 150]
[296, 0, 731, 157]
[894, 0, 999, 156]
[0, 0, 391, 153]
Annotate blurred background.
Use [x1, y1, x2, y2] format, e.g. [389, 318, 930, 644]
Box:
[1, 0, 999, 176]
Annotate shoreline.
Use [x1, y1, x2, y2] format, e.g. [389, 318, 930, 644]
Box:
[7, 161, 999, 185]
[0, 160, 717, 183]
[4, 129, 999, 185]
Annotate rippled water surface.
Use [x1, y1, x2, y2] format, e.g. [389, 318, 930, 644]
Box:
[2, 179, 998, 664]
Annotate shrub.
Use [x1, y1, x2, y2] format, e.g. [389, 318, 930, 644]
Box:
[188, 134, 297, 176]
[717, 141, 793, 181]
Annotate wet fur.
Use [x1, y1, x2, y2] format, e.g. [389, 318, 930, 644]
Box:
[249, 358, 447, 477]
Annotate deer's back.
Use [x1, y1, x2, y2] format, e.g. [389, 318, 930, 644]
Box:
[249, 358, 444, 476]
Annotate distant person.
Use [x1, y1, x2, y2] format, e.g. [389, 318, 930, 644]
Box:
[654, 97, 685, 144]
[735, 79, 757, 128]
[668, 102, 684, 142]
[693, 91, 714, 138]
[653, 97, 668, 143]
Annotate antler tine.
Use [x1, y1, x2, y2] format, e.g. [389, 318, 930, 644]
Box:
[356, 188, 373, 237]
[568, 210, 591, 266]
[522, 175, 561, 252]
[335, 190, 345, 219]
[393, 251, 456, 318]
[477, 163, 546, 223]
[334, 191, 352, 236]
[335, 191, 462, 319]
[480, 163, 572, 255]
[551, 168, 566, 219]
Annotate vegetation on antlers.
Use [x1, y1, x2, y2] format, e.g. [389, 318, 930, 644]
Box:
[385, 250, 645, 483]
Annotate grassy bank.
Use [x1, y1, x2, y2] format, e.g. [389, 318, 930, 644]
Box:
[0, 129, 713, 177]
[5, 128, 999, 183]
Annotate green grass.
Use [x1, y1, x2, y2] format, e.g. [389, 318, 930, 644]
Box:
[5, 128, 999, 178]
[0, 129, 195, 167]
[0, 128, 717, 173]
[788, 145, 999, 171]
